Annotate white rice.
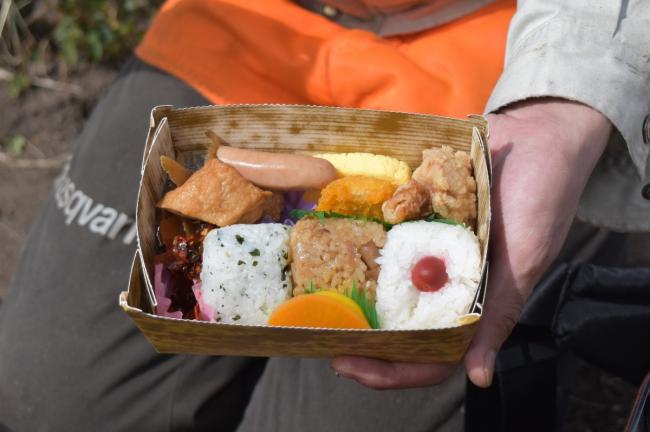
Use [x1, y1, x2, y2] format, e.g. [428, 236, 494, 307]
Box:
[376, 221, 481, 329]
[200, 223, 291, 325]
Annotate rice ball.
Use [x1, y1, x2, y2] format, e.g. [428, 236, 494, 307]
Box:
[376, 221, 481, 329]
[200, 223, 291, 325]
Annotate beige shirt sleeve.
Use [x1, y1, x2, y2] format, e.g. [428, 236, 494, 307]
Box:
[485, 0, 650, 179]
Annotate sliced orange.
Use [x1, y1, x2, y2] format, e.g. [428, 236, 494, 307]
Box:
[268, 291, 370, 329]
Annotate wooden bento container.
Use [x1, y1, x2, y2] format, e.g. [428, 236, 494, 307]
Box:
[120, 104, 492, 363]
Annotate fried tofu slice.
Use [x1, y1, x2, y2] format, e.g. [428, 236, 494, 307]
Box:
[160, 156, 192, 186]
[412, 145, 477, 228]
[158, 158, 275, 226]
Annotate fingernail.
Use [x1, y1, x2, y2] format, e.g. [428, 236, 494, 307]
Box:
[484, 350, 496, 387]
[330, 363, 344, 377]
[332, 367, 352, 379]
[331, 364, 353, 379]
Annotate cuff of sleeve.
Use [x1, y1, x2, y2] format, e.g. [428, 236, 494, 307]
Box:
[485, 20, 650, 180]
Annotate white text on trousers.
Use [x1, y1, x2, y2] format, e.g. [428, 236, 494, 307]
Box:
[53, 164, 137, 244]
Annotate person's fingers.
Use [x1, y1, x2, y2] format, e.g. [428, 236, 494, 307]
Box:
[331, 356, 457, 390]
[463, 270, 525, 388]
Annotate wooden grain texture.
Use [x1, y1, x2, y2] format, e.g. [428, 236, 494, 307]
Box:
[472, 127, 491, 269]
[153, 104, 487, 168]
[127, 104, 491, 362]
[467, 128, 491, 315]
[136, 117, 174, 301]
[141, 105, 174, 173]
[468, 114, 492, 180]
[121, 251, 477, 363]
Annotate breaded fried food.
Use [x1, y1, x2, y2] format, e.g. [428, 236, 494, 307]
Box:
[316, 176, 396, 220]
[413, 145, 477, 228]
[313, 152, 411, 185]
[290, 218, 387, 298]
[381, 179, 431, 224]
[381, 145, 477, 227]
[158, 159, 280, 226]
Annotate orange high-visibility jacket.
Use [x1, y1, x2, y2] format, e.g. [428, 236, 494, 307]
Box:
[136, 0, 515, 117]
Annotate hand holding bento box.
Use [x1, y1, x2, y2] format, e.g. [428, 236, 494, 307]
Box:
[121, 105, 492, 377]
[332, 100, 612, 390]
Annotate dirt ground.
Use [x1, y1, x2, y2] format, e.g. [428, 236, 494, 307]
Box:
[0, 65, 115, 297]
[0, 66, 641, 430]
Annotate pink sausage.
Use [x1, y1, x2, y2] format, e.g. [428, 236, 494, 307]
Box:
[216, 146, 338, 190]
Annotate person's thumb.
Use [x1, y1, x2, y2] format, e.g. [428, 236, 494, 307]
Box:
[463, 276, 525, 388]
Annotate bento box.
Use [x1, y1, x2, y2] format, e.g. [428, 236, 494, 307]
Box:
[119, 104, 491, 363]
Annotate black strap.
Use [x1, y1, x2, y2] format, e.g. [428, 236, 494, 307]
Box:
[466, 326, 558, 432]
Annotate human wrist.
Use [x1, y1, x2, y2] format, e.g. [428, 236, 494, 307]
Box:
[498, 97, 611, 166]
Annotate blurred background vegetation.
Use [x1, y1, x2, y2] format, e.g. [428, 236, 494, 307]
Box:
[1, 0, 161, 98]
[0, 0, 161, 297]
